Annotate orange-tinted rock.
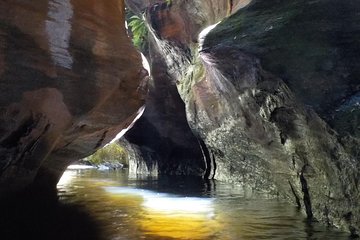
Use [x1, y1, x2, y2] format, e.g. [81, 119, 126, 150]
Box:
[145, 0, 231, 45]
[0, 0, 147, 195]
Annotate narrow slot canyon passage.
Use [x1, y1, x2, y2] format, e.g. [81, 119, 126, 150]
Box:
[0, 0, 360, 239]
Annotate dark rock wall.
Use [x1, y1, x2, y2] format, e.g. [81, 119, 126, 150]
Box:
[131, 0, 360, 234]
[0, 0, 147, 195]
[200, 4, 360, 233]
[123, 35, 205, 177]
[205, 0, 360, 133]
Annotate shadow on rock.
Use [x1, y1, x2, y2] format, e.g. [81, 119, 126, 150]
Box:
[0, 191, 102, 240]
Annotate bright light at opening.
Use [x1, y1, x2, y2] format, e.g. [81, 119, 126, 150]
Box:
[110, 106, 146, 143]
[141, 53, 151, 74]
[67, 165, 95, 170]
[57, 170, 76, 187]
[57, 165, 95, 187]
[198, 21, 221, 52]
[104, 187, 214, 215]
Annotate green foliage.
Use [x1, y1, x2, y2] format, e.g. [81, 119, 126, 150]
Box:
[127, 15, 148, 49]
[86, 143, 128, 167]
[165, 0, 172, 6]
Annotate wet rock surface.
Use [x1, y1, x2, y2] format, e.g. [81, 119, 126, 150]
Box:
[0, 0, 147, 195]
[128, 0, 360, 234]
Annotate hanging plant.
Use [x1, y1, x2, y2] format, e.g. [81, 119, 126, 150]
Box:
[127, 15, 148, 49]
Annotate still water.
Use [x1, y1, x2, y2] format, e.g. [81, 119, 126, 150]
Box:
[57, 168, 350, 240]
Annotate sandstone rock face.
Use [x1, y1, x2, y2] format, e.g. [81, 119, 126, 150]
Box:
[0, 0, 147, 195]
[133, 0, 360, 234]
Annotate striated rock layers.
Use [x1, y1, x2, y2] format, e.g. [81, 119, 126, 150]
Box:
[0, 0, 147, 195]
[129, 0, 360, 234]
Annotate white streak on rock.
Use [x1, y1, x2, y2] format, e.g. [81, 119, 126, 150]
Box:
[46, 0, 73, 69]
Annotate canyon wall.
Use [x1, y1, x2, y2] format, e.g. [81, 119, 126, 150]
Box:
[0, 0, 147, 195]
[1, 0, 359, 234]
[126, 0, 360, 234]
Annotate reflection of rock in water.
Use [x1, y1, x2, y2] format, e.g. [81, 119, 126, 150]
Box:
[0, 192, 101, 240]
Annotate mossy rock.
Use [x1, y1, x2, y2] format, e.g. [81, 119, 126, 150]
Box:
[84, 143, 128, 168]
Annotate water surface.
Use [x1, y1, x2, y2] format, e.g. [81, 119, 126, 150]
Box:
[57, 169, 350, 240]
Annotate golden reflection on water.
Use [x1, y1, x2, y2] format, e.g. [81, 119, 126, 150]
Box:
[57, 169, 350, 240]
[106, 187, 221, 240]
[58, 169, 223, 239]
[138, 212, 219, 240]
